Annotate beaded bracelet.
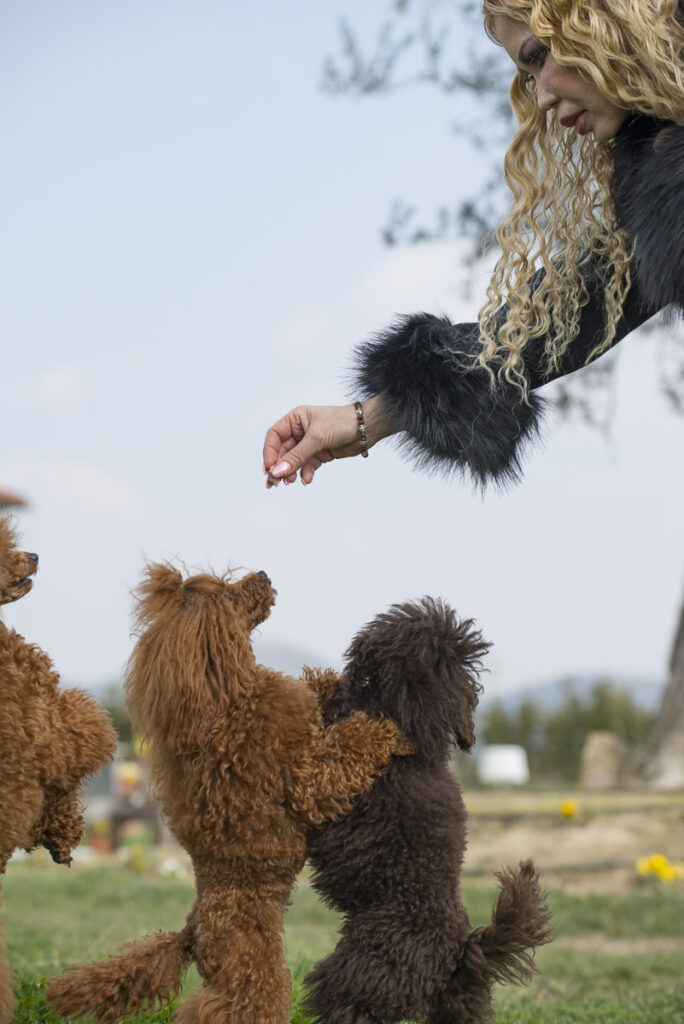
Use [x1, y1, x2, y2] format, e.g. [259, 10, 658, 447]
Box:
[354, 401, 369, 458]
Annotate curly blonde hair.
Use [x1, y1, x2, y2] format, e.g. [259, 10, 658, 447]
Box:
[479, 0, 684, 391]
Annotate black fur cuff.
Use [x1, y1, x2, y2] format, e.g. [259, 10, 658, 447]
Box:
[350, 313, 545, 488]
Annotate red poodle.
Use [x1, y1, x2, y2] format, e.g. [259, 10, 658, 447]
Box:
[0, 517, 117, 1024]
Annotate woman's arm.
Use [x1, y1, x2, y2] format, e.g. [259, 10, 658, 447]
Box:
[350, 264, 657, 487]
[264, 266, 657, 488]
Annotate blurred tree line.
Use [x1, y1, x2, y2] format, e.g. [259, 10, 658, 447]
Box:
[103, 674, 654, 785]
[479, 680, 655, 783]
[103, 684, 132, 744]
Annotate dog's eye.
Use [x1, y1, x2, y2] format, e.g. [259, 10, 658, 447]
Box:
[360, 676, 372, 689]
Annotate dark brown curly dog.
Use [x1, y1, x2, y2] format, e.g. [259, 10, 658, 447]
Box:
[305, 597, 552, 1024]
[47, 564, 412, 1024]
[0, 517, 117, 1024]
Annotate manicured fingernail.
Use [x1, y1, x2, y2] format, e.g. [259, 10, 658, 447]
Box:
[272, 461, 291, 478]
[262, 462, 267, 474]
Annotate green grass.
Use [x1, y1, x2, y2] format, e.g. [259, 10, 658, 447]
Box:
[4, 860, 684, 1023]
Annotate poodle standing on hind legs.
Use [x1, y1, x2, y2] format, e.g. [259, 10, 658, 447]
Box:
[47, 564, 413, 1024]
[305, 598, 552, 1024]
[0, 517, 118, 1024]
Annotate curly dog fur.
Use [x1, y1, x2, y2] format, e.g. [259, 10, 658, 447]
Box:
[0, 517, 117, 1024]
[47, 564, 412, 1024]
[305, 597, 552, 1024]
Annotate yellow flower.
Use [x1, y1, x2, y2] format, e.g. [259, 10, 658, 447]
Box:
[636, 853, 683, 882]
[559, 799, 578, 819]
[133, 736, 151, 758]
[126, 843, 148, 872]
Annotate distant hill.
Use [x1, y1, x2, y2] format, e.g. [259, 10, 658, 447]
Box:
[480, 673, 665, 713]
[82, 640, 338, 702]
[252, 639, 336, 676]
[78, 663, 666, 715]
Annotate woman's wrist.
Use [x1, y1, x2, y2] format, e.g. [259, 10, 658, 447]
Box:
[360, 395, 399, 447]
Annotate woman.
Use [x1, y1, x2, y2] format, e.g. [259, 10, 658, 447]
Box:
[263, 0, 684, 489]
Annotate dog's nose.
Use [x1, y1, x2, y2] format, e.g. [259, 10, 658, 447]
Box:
[28, 553, 39, 565]
[257, 570, 270, 582]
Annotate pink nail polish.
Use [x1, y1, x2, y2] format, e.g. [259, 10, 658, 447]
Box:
[272, 461, 291, 478]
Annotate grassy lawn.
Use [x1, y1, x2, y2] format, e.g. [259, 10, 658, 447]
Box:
[4, 859, 684, 1023]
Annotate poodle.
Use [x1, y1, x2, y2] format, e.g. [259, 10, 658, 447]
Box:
[0, 516, 118, 1024]
[47, 564, 413, 1024]
[305, 597, 552, 1024]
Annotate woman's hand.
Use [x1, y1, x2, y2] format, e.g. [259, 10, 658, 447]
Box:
[263, 395, 397, 487]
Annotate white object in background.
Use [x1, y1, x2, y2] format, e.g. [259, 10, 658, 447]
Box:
[477, 744, 530, 785]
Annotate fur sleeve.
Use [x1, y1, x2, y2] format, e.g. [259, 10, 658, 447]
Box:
[351, 315, 543, 488]
[351, 266, 655, 487]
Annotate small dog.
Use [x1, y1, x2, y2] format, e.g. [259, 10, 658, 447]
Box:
[0, 517, 118, 1024]
[48, 564, 412, 1024]
[305, 597, 552, 1024]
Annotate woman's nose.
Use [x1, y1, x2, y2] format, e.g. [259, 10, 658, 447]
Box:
[537, 81, 559, 112]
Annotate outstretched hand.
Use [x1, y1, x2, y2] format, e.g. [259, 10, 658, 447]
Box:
[262, 396, 396, 487]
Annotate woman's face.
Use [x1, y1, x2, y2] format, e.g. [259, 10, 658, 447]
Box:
[494, 15, 629, 141]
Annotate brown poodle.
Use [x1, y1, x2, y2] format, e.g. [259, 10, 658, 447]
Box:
[305, 597, 552, 1024]
[47, 564, 412, 1024]
[0, 516, 118, 1024]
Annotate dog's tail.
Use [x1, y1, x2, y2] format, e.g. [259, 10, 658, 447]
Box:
[456, 860, 552, 991]
[46, 924, 195, 1024]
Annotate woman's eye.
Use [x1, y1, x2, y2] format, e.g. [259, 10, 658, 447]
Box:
[526, 43, 549, 67]
[519, 42, 549, 85]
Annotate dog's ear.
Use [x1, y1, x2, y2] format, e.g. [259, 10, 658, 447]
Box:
[132, 563, 185, 630]
[348, 599, 489, 758]
[428, 613, 488, 753]
[0, 515, 19, 554]
[0, 516, 17, 595]
[126, 563, 250, 753]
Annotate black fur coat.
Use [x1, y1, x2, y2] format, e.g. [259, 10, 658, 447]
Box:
[351, 115, 683, 486]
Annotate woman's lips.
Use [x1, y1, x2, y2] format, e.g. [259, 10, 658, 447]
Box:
[561, 110, 589, 135]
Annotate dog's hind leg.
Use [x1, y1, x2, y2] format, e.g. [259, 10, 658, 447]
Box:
[304, 934, 416, 1024]
[182, 888, 291, 1024]
[428, 861, 552, 1024]
[427, 983, 494, 1024]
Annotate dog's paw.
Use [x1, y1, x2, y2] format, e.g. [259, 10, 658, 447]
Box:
[302, 666, 341, 701]
[373, 715, 415, 756]
[394, 731, 416, 757]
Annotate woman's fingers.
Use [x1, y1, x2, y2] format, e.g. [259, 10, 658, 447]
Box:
[263, 416, 301, 472]
[263, 403, 381, 488]
[300, 455, 325, 486]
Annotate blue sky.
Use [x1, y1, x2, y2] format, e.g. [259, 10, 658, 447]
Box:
[2, 0, 683, 703]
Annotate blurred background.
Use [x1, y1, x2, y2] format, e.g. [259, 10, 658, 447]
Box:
[2, 0, 683, 780]
[3, 5, 684, 1020]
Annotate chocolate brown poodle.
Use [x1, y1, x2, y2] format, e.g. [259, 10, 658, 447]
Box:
[47, 564, 412, 1024]
[305, 597, 552, 1024]
[0, 516, 118, 1024]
